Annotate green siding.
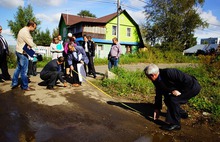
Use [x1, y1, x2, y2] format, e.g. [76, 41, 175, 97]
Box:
[105, 13, 139, 43]
[59, 18, 67, 40]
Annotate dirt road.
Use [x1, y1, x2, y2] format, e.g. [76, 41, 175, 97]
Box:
[0, 63, 219, 142]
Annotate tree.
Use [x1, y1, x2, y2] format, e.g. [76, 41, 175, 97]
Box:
[52, 27, 59, 38]
[143, 0, 208, 50]
[8, 5, 52, 46]
[8, 5, 41, 39]
[77, 10, 96, 18]
[34, 29, 51, 46]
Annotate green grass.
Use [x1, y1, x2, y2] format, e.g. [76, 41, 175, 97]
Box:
[94, 65, 220, 122]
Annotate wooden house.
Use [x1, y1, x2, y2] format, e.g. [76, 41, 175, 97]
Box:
[58, 10, 144, 58]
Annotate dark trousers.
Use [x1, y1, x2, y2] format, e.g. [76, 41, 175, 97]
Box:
[0, 50, 11, 80]
[28, 60, 37, 76]
[164, 84, 201, 125]
[84, 52, 96, 76]
[72, 62, 80, 84]
[40, 71, 64, 87]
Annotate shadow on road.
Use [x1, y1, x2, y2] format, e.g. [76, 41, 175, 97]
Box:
[107, 101, 167, 126]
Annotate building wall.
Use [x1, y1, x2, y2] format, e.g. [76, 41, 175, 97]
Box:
[59, 18, 68, 40]
[105, 13, 139, 43]
[95, 43, 127, 58]
[200, 37, 220, 44]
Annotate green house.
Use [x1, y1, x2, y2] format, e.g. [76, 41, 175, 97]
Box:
[58, 10, 144, 58]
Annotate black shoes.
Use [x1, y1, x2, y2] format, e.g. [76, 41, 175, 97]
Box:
[180, 112, 189, 119]
[161, 124, 181, 131]
[46, 85, 54, 90]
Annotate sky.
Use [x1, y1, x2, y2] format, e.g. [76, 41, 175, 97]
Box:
[0, 0, 220, 45]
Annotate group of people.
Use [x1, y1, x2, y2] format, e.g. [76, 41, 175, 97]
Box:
[43, 34, 123, 89]
[0, 21, 202, 132]
[43, 33, 97, 89]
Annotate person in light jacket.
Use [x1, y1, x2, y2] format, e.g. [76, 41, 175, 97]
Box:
[67, 43, 89, 87]
[11, 20, 37, 91]
[108, 37, 122, 70]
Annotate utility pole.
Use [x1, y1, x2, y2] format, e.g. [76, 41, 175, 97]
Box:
[117, 0, 120, 42]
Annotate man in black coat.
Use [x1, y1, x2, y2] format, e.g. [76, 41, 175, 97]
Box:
[82, 35, 96, 78]
[0, 26, 11, 82]
[144, 64, 201, 131]
[40, 56, 67, 90]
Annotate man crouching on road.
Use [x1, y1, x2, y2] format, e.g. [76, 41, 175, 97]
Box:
[40, 56, 67, 90]
[144, 63, 201, 131]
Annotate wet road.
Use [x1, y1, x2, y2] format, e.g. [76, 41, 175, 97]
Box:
[0, 74, 173, 142]
[0, 63, 199, 142]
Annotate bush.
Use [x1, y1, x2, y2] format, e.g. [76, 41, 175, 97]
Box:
[94, 48, 197, 65]
[36, 56, 52, 68]
[7, 52, 17, 68]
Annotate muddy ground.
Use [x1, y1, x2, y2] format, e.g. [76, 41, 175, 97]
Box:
[0, 64, 219, 142]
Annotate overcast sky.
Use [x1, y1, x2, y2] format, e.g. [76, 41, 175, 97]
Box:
[0, 0, 220, 45]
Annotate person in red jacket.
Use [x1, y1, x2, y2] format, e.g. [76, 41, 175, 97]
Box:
[144, 63, 201, 131]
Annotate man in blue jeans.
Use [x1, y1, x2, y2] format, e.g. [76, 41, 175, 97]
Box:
[108, 37, 122, 70]
[11, 21, 37, 91]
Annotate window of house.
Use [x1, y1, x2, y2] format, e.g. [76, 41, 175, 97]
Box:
[112, 26, 117, 36]
[127, 28, 131, 37]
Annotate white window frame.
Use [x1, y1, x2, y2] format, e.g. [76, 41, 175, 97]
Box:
[127, 27, 131, 37]
[112, 25, 117, 36]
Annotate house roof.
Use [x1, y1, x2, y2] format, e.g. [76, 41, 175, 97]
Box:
[183, 44, 219, 54]
[61, 11, 118, 26]
[60, 10, 140, 26]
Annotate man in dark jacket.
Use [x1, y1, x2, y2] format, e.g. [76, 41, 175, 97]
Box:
[40, 56, 67, 90]
[82, 35, 96, 78]
[144, 64, 201, 131]
[0, 25, 11, 82]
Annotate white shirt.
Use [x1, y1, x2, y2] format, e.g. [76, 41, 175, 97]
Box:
[84, 42, 89, 52]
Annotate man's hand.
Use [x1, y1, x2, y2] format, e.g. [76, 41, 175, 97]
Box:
[154, 109, 160, 120]
[70, 65, 74, 71]
[172, 90, 181, 96]
[80, 60, 84, 65]
[63, 82, 67, 87]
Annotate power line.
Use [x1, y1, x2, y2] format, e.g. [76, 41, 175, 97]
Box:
[208, 23, 220, 27]
[78, 0, 116, 5]
[138, 0, 148, 4]
[121, 3, 144, 11]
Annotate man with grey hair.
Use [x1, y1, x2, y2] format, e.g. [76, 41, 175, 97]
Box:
[144, 63, 201, 131]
